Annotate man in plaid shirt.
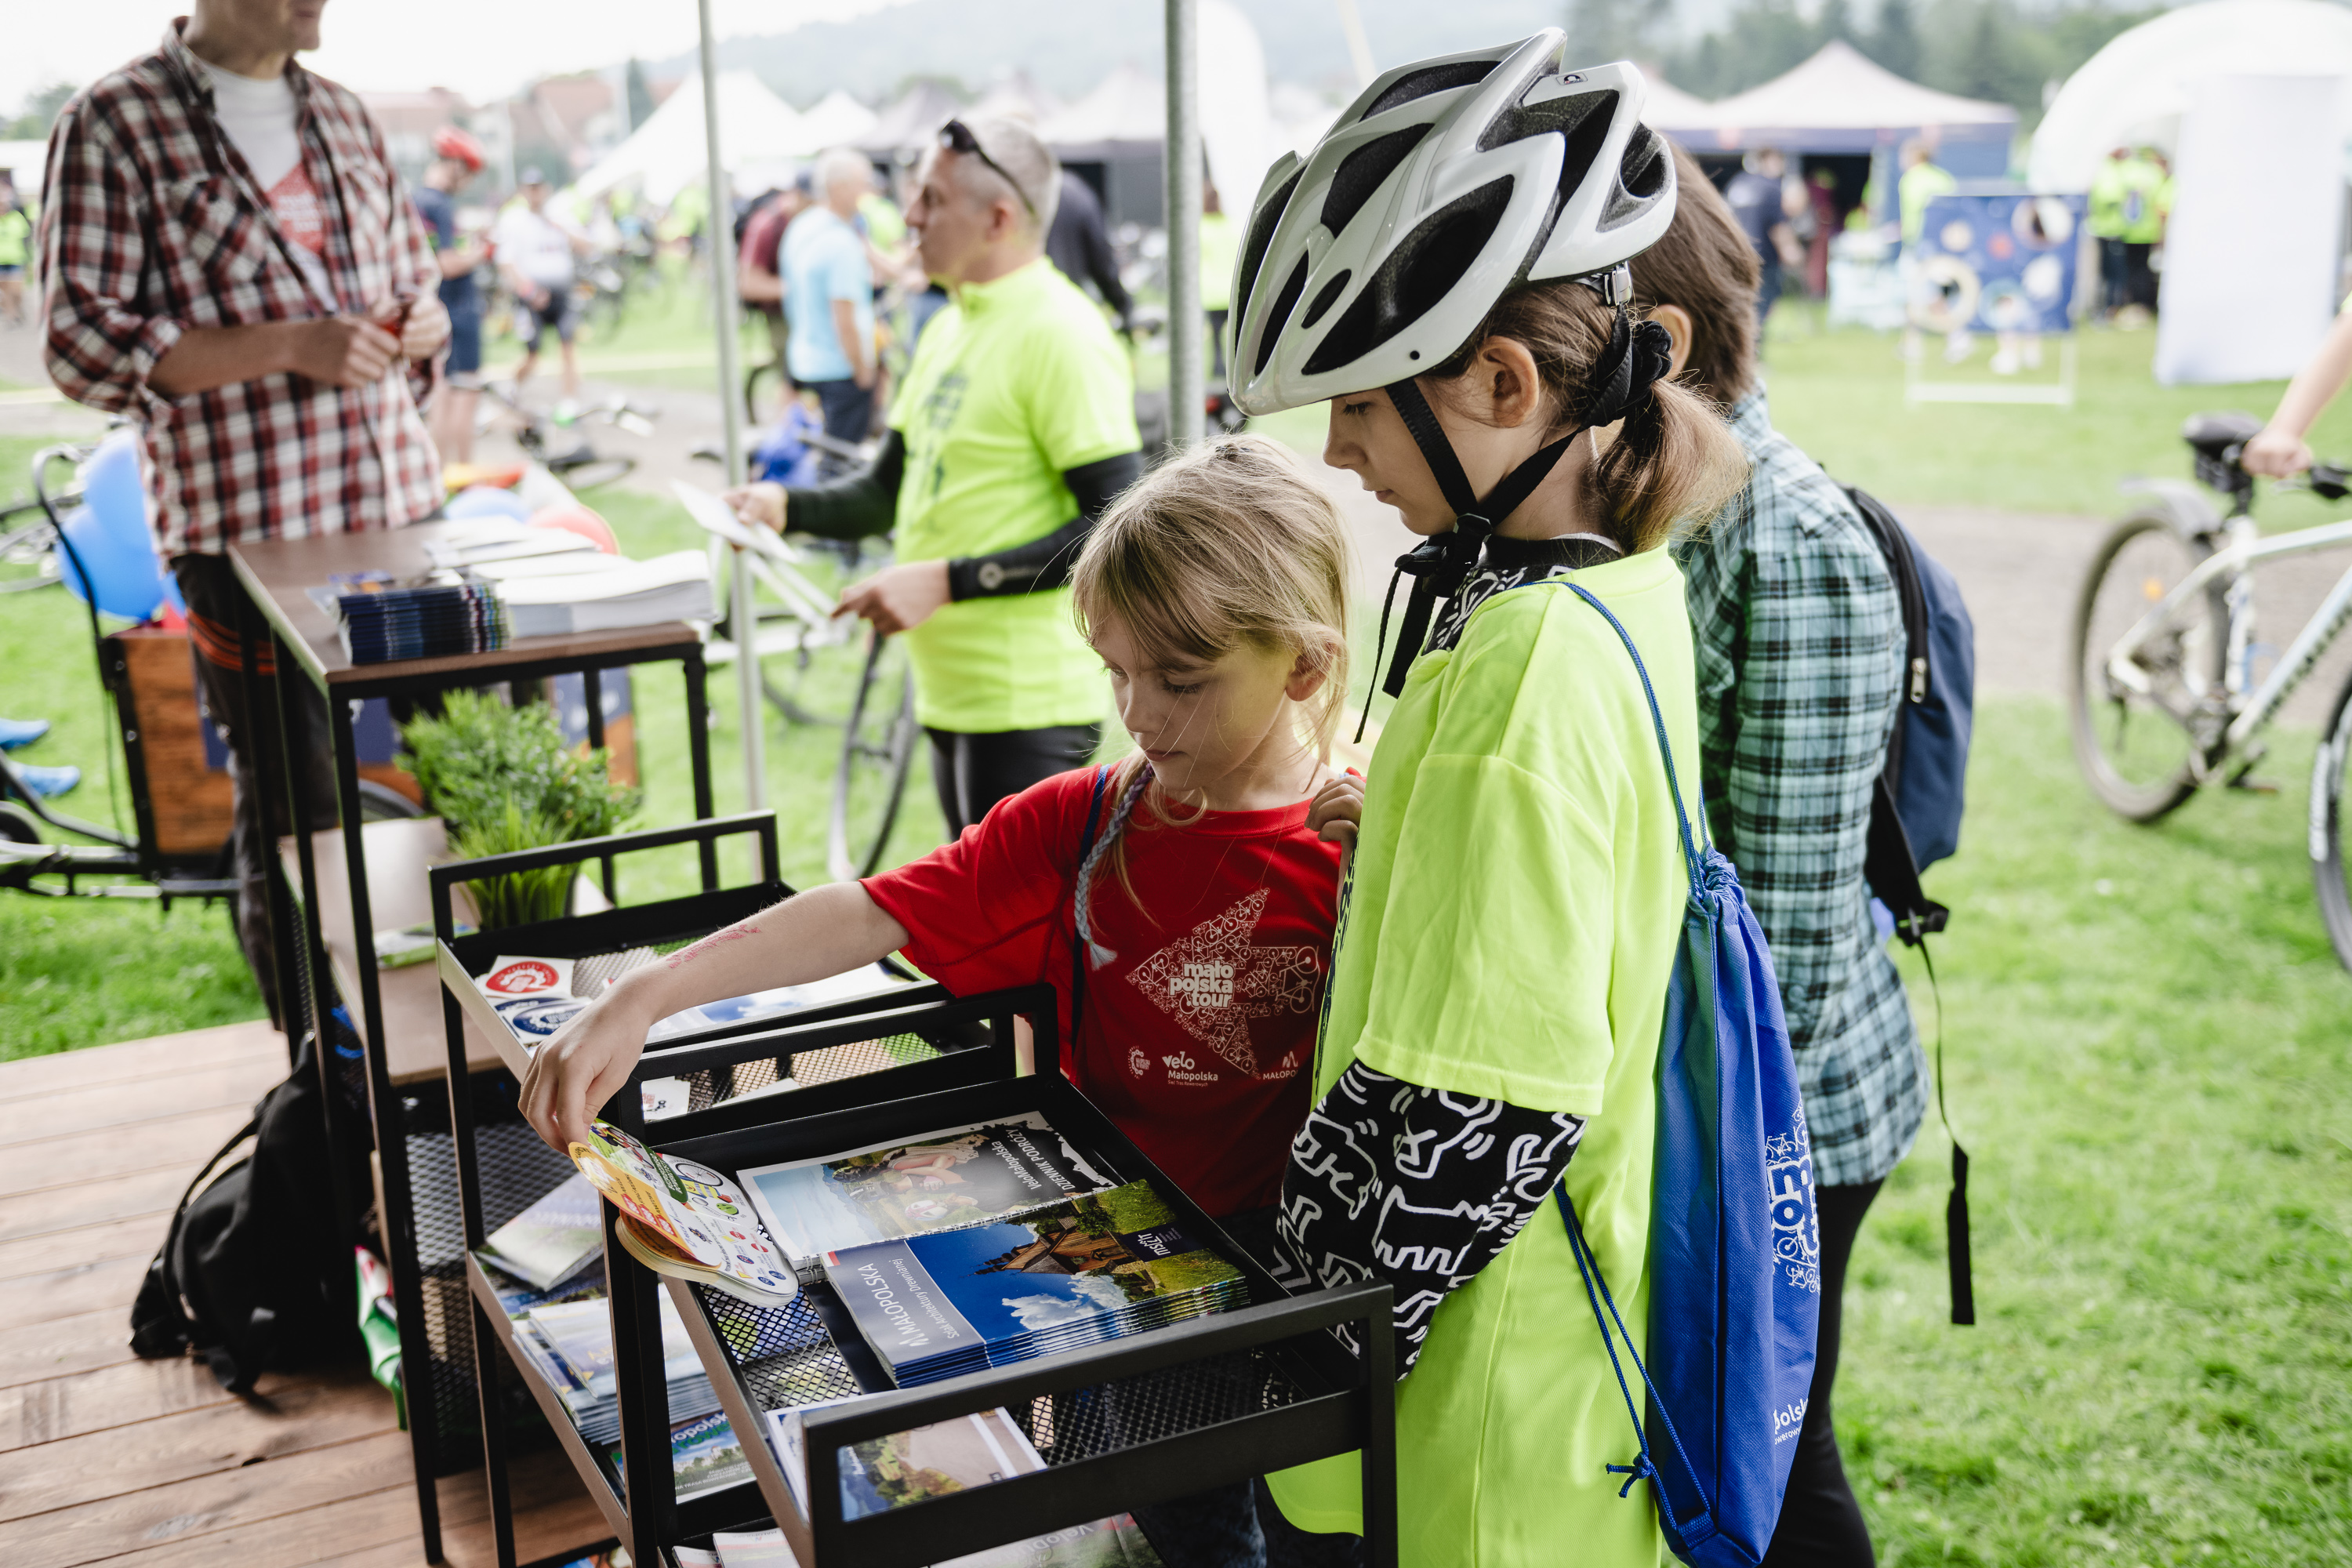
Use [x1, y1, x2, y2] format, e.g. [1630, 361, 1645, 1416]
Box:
[1632, 148, 1925, 1568]
[40, 2, 449, 1025]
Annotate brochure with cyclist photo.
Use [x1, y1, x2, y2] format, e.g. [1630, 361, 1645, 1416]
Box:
[739, 1114, 1116, 1276]
[568, 1121, 799, 1308]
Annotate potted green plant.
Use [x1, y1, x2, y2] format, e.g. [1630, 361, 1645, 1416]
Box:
[398, 690, 640, 928]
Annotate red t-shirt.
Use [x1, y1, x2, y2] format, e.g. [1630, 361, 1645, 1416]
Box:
[862, 767, 1343, 1218]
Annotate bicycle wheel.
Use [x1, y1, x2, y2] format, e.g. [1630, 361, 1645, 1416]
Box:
[2068, 509, 2227, 821]
[744, 360, 790, 427]
[2310, 666, 2352, 971]
[828, 631, 917, 881]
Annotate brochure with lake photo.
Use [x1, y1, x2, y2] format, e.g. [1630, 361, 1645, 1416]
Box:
[740, 1114, 1116, 1276]
[822, 1181, 1248, 1388]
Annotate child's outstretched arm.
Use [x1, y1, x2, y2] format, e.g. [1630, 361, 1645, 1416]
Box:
[517, 882, 910, 1152]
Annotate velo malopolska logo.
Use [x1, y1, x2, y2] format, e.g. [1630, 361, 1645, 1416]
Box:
[1765, 1111, 1820, 1294]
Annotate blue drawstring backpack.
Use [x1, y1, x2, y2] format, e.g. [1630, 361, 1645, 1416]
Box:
[1555, 583, 1821, 1568]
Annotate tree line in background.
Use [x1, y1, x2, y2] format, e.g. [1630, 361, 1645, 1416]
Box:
[5, 82, 77, 142]
[1571, 0, 2164, 122]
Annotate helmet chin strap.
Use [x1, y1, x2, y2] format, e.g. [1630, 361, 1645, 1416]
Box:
[1356, 296, 1676, 736]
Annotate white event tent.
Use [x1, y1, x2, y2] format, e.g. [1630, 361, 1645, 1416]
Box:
[1648, 42, 2015, 179]
[793, 88, 880, 154]
[2029, 0, 2352, 191]
[570, 70, 803, 205]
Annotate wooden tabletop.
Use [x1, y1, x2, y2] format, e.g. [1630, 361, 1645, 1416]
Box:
[227, 523, 703, 689]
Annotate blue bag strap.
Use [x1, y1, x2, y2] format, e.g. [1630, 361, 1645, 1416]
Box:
[1552, 581, 1716, 1532]
[1065, 765, 1115, 1053]
[1558, 1179, 1711, 1530]
[1560, 582, 1710, 895]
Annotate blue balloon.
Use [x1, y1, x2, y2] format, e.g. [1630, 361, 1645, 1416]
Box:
[445, 485, 531, 521]
[58, 432, 165, 622]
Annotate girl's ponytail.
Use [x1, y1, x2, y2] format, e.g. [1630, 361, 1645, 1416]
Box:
[1434, 281, 1748, 554]
[1595, 372, 1745, 554]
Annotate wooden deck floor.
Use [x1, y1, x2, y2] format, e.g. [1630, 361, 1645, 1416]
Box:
[0, 1022, 613, 1567]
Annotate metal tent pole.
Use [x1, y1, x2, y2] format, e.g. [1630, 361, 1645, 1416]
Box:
[698, 0, 765, 822]
[1165, 0, 1204, 448]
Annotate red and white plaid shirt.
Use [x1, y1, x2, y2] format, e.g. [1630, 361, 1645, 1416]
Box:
[39, 23, 443, 559]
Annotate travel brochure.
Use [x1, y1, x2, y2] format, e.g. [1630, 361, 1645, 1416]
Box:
[821, 1181, 1248, 1388]
[475, 1250, 746, 1505]
[739, 1114, 1116, 1276]
[472, 951, 914, 1053]
[476, 1172, 602, 1292]
[676, 1513, 1165, 1567]
[533, 1117, 1237, 1566]
[675, 1399, 1164, 1566]
[568, 1121, 800, 1306]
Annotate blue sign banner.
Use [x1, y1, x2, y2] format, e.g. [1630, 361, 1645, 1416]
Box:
[1911, 194, 2087, 335]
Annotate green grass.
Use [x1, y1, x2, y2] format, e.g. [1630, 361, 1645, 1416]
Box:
[1759, 305, 2352, 524]
[9, 321, 2352, 1554]
[2, 427, 275, 1053]
[1853, 695, 2351, 1565]
[0, 466, 953, 1056]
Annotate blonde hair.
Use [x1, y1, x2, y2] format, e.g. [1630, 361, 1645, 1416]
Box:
[1066, 435, 1353, 947]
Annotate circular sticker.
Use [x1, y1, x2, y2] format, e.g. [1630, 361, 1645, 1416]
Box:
[497, 999, 587, 1037]
[483, 960, 561, 996]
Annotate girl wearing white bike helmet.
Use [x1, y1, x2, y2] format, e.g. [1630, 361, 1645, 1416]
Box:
[1232, 34, 1747, 1566]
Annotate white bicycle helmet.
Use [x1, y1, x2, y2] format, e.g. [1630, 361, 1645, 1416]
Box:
[1228, 32, 1675, 417]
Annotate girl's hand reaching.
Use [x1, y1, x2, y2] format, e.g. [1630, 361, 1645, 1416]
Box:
[511, 883, 913, 1155]
[519, 989, 659, 1154]
[1308, 771, 1364, 849]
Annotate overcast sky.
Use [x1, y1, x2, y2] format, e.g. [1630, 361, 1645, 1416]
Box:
[2, 1, 905, 117]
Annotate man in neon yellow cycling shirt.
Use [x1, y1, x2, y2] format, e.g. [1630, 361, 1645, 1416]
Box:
[728, 117, 1142, 833]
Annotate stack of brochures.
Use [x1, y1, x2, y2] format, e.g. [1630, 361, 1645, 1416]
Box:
[330, 579, 508, 663]
[563, 1113, 1127, 1309]
[644, 964, 922, 1044]
[476, 1174, 602, 1292]
[475, 952, 914, 1050]
[739, 1114, 1116, 1277]
[725, 1403, 1164, 1566]
[820, 1181, 1248, 1388]
[477, 1255, 750, 1504]
[487, 549, 714, 637]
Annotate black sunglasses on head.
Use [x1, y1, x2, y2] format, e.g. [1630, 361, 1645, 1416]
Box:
[938, 118, 1037, 219]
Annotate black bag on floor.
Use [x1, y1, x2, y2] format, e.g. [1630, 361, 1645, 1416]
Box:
[130, 1029, 358, 1392]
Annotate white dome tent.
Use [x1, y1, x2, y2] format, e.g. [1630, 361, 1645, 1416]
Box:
[569, 71, 803, 205]
[2029, 0, 2352, 191]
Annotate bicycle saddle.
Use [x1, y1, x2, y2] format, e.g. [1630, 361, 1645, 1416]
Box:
[2182, 410, 2263, 462]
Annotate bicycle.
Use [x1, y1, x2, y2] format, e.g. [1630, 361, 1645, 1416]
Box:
[676, 481, 919, 881]
[2068, 408, 2352, 967]
[474, 383, 654, 491]
[0, 444, 418, 901]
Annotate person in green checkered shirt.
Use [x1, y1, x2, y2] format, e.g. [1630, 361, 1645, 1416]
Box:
[1632, 142, 1924, 1568]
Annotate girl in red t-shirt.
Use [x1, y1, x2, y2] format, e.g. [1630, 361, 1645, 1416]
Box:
[520, 436, 1361, 1235]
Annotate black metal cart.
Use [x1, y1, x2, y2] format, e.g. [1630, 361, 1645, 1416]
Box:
[227, 523, 720, 1563]
[427, 824, 1397, 1568]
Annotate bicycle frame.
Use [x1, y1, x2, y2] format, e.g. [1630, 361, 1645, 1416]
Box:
[2103, 513, 2352, 767]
